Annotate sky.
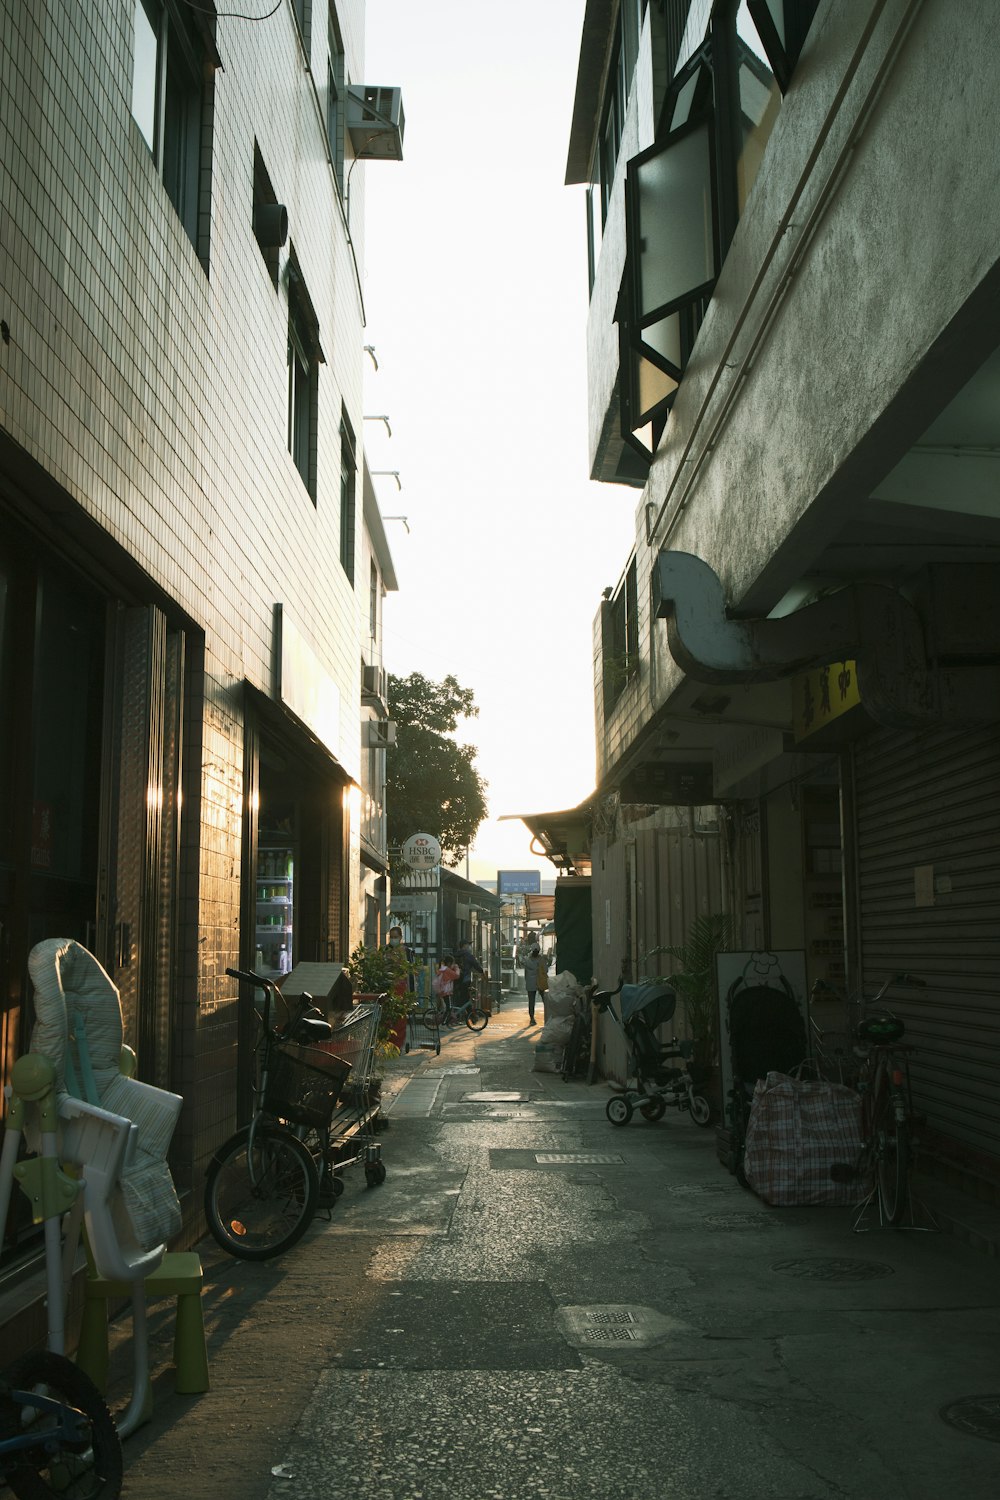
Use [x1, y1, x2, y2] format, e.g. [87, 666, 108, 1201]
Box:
[362, 0, 637, 883]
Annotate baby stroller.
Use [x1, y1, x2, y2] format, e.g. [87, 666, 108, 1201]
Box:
[724, 968, 807, 1185]
[596, 981, 713, 1127]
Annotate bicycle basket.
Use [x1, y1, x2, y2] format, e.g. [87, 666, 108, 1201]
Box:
[856, 1013, 905, 1043]
[265, 1042, 352, 1129]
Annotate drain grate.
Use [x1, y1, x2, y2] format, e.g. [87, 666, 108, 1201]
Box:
[535, 1152, 625, 1165]
[772, 1256, 895, 1282]
[940, 1396, 1000, 1443]
[558, 1303, 685, 1350]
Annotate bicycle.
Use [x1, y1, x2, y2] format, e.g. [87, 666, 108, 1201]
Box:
[427, 979, 489, 1033]
[204, 967, 355, 1261]
[829, 972, 926, 1226]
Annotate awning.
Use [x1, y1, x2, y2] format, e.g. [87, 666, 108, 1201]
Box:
[524, 894, 556, 923]
[500, 796, 595, 876]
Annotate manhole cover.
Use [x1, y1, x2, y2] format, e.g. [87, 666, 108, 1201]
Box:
[587, 1327, 642, 1342]
[535, 1153, 625, 1165]
[588, 1311, 637, 1326]
[772, 1257, 895, 1282]
[940, 1396, 1000, 1442]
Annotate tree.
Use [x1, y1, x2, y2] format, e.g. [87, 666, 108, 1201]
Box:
[386, 672, 488, 866]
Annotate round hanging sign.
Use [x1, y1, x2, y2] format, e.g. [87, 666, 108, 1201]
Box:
[401, 832, 442, 870]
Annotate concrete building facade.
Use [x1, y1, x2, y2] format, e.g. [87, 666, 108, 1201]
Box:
[568, 1, 1000, 1176]
[0, 0, 402, 1319]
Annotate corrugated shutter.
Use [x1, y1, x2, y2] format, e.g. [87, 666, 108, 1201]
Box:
[851, 725, 1000, 1159]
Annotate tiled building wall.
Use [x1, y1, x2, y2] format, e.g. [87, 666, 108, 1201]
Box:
[1, 0, 374, 1186]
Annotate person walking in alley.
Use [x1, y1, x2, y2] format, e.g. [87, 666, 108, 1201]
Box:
[455, 940, 484, 1010]
[522, 942, 548, 1025]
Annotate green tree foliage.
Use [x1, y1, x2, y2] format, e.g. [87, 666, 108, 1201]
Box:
[386, 672, 488, 865]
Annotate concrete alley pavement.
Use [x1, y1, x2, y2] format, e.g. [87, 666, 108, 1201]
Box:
[114, 996, 1000, 1499]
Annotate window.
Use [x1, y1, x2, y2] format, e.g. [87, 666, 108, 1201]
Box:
[602, 560, 640, 716]
[253, 144, 284, 287]
[327, 10, 346, 192]
[340, 415, 357, 583]
[595, 2, 648, 225]
[286, 258, 322, 500]
[292, 0, 310, 51]
[369, 560, 379, 640]
[130, 0, 216, 260]
[615, 0, 816, 464]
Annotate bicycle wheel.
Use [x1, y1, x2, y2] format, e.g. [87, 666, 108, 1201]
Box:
[639, 1095, 667, 1123]
[873, 1073, 911, 1224]
[204, 1124, 319, 1260]
[465, 1007, 489, 1032]
[0, 1351, 122, 1500]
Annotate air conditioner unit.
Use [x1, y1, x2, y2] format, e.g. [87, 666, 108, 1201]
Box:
[347, 85, 405, 161]
[361, 663, 387, 701]
[365, 718, 397, 748]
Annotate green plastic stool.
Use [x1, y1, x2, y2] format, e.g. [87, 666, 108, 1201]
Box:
[77, 1251, 210, 1396]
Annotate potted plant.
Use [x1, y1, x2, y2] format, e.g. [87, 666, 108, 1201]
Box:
[646, 912, 739, 1100]
[342, 943, 417, 1057]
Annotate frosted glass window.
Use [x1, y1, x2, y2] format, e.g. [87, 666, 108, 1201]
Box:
[636, 121, 715, 320]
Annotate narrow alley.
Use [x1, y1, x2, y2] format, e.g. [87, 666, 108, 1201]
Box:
[112, 995, 999, 1500]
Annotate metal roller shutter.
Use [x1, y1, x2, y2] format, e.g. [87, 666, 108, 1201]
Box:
[851, 725, 1000, 1160]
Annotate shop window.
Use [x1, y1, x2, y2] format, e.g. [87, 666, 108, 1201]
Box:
[130, 0, 217, 264]
[340, 413, 357, 584]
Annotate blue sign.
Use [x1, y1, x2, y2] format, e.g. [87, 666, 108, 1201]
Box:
[497, 870, 542, 895]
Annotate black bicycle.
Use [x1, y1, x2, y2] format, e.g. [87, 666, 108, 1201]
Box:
[204, 967, 354, 1260]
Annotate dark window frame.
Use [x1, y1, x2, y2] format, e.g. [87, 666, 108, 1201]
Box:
[286, 257, 323, 502]
[130, 0, 217, 268]
[327, 7, 346, 193]
[602, 559, 640, 717]
[615, 0, 817, 467]
[339, 414, 357, 585]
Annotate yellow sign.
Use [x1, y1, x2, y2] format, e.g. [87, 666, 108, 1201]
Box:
[793, 661, 861, 742]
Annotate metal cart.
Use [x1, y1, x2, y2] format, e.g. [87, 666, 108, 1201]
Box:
[405, 1004, 441, 1056]
[317, 1001, 386, 1187]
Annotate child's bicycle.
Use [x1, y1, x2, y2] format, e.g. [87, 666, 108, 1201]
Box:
[427, 979, 490, 1033]
[0, 1054, 123, 1498]
[0, 1352, 121, 1499]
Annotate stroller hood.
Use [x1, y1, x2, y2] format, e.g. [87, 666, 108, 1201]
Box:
[620, 983, 677, 1029]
